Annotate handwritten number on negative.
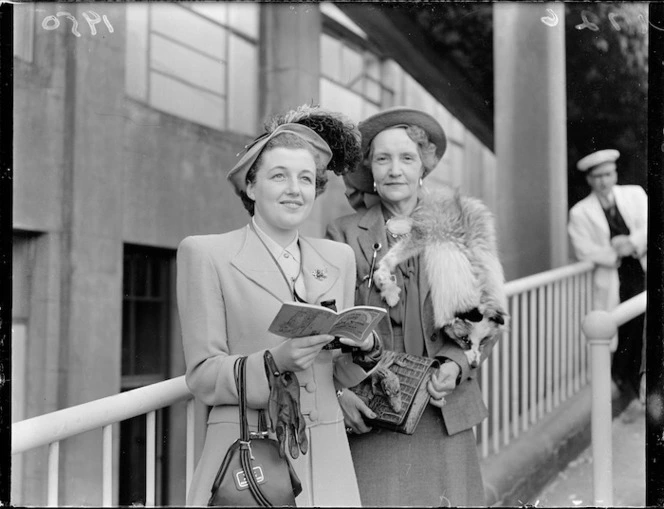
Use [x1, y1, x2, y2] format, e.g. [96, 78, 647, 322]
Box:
[57, 12, 81, 38]
[575, 10, 600, 32]
[81, 11, 102, 36]
[542, 7, 661, 33]
[42, 11, 114, 36]
[540, 9, 559, 28]
[42, 15, 59, 31]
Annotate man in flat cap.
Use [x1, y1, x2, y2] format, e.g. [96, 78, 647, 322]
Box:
[568, 149, 647, 400]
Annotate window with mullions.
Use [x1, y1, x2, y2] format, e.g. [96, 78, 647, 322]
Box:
[125, 2, 258, 134]
[122, 245, 172, 386]
[121, 245, 174, 506]
[319, 32, 394, 123]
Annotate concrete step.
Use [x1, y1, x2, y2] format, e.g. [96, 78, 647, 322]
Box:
[482, 385, 636, 506]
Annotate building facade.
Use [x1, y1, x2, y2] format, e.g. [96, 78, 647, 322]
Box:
[12, 2, 566, 505]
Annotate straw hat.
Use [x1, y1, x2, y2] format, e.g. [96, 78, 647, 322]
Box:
[343, 107, 447, 209]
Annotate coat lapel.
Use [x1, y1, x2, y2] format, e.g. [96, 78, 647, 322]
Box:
[230, 226, 292, 303]
[358, 204, 431, 342]
[419, 253, 433, 339]
[299, 238, 340, 304]
[612, 185, 630, 229]
[357, 204, 389, 269]
[586, 193, 610, 236]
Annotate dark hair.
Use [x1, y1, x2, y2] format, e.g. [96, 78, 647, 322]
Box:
[361, 124, 439, 182]
[239, 132, 327, 216]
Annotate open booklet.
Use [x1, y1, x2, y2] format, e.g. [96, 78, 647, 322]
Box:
[268, 301, 387, 346]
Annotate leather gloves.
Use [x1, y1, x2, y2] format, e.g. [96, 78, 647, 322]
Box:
[263, 350, 308, 459]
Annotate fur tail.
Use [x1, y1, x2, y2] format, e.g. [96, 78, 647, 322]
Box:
[424, 243, 480, 328]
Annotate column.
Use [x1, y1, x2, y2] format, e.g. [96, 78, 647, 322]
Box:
[260, 3, 322, 120]
[58, 3, 126, 505]
[493, 3, 568, 280]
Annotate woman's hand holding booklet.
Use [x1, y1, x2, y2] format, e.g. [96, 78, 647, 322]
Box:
[268, 301, 387, 346]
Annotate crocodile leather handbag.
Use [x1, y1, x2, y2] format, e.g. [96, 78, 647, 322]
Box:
[357, 351, 440, 435]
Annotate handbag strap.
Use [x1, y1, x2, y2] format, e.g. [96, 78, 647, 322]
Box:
[234, 356, 275, 507]
[234, 357, 250, 441]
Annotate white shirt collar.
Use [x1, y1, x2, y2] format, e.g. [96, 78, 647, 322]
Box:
[596, 192, 615, 210]
[251, 217, 300, 263]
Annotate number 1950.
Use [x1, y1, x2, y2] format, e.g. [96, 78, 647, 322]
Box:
[42, 11, 114, 37]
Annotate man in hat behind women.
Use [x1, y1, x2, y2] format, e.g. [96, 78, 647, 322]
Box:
[568, 149, 647, 400]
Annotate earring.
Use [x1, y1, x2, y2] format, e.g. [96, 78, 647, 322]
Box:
[419, 177, 424, 187]
[373, 181, 377, 193]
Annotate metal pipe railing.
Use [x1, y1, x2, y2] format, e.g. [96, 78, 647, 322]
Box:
[504, 261, 594, 296]
[12, 376, 191, 454]
[12, 261, 600, 504]
[582, 290, 647, 507]
[477, 261, 595, 458]
[102, 425, 113, 506]
[12, 376, 193, 507]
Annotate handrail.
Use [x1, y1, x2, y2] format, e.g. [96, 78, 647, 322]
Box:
[505, 261, 594, 296]
[476, 260, 593, 457]
[583, 289, 647, 507]
[10, 260, 600, 505]
[12, 376, 192, 454]
[611, 291, 647, 326]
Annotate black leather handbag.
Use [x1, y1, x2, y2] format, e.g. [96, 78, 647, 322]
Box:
[208, 356, 303, 507]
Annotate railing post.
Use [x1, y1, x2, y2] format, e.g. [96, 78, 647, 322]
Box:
[582, 310, 617, 507]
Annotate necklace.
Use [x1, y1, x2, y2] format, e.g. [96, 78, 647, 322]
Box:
[385, 217, 413, 239]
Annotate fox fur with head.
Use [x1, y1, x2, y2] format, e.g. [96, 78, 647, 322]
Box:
[373, 186, 508, 367]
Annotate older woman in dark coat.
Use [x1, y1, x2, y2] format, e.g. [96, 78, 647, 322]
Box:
[326, 107, 501, 506]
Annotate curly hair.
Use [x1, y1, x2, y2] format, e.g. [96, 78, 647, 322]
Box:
[238, 132, 325, 216]
[361, 124, 439, 180]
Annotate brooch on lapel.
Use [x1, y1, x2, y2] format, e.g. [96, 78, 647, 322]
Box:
[312, 267, 328, 281]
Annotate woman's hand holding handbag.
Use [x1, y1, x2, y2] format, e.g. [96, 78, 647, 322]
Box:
[427, 360, 461, 409]
[349, 351, 440, 435]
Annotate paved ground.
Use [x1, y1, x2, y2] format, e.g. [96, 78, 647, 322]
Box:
[533, 398, 645, 507]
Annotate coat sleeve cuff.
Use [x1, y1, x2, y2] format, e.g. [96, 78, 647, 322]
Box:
[245, 350, 272, 408]
[434, 344, 473, 383]
[334, 352, 371, 388]
[351, 331, 384, 372]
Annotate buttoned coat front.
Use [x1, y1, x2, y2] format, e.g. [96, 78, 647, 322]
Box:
[327, 203, 495, 436]
[177, 225, 368, 507]
[568, 184, 647, 311]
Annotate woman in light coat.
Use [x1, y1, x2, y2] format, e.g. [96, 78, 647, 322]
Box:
[178, 107, 381, 506]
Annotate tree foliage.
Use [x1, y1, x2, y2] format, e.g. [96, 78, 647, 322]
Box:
[401, 3, 649, 207]
[564, 3, 648, 206]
